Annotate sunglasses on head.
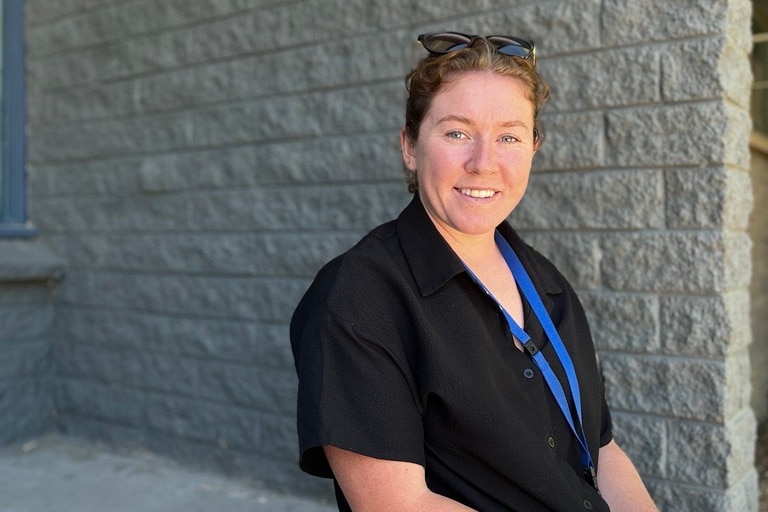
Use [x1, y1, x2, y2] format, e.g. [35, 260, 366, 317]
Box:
[417, 31, 536, 66]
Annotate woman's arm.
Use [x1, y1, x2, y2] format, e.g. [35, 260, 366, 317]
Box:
[597, 440, 659, 511]
[324, 445, 477, 512]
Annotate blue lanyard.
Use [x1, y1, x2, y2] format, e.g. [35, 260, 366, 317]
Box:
[463, 231, 597, 490]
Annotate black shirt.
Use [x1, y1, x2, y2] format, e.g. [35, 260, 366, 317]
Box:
[291, 194, 612, 512]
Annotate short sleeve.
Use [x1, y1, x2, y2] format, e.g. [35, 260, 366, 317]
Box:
[599, 390, 613, 447]
[293, 307, 425, 478]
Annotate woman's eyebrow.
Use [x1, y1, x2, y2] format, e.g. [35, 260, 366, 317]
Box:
[436, 115, 529, 129]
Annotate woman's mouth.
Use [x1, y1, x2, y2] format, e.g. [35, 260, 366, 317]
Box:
[458, 188, 496, 199]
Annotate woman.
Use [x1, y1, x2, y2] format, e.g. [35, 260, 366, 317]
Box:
[291, 32, 659, 511]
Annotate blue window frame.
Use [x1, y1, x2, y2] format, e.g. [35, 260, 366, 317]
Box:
[0, 0, 32, 237]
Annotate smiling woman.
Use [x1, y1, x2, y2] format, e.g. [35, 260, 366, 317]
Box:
[290, 32, 658, 512]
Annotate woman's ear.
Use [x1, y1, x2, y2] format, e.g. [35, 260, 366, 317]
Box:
[400, 128, 417, 171]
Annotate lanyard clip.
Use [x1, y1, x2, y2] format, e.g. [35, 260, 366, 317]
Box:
[522, 339, 539, 357]
[583, 465, 599, 493]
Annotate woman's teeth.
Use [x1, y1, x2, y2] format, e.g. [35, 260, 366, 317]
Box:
[459, 188, 495, 198]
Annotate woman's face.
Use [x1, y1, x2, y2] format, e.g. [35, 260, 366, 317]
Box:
[401, 70, 537, 244]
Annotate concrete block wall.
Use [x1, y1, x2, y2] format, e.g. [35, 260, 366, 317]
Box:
[22, 0, 758, 509]
[0, 241, 61, 444]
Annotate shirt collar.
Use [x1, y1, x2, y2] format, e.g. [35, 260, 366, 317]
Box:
[396, 194, 563, 303]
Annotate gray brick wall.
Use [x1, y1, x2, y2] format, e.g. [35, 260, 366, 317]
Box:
[0, 240, 62, 444]
[21, 0, 758, 509]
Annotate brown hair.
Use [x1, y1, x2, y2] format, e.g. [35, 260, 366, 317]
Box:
[403, 38, 551, 192]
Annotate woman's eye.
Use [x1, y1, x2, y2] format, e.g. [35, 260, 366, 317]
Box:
[446, 131, 465, 140]
[500, 135, 519, 143]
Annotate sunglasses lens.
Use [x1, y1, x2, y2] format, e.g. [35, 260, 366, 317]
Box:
[423, 33, 472, 53]
[488, 37, 532, 58]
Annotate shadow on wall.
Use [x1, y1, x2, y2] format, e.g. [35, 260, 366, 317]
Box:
[750, 147, 768, 423]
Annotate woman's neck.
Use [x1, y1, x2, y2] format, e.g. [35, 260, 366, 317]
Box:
[434, 225, 499, 266]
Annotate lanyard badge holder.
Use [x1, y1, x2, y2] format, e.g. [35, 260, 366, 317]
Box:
[464, 231, 599, 492]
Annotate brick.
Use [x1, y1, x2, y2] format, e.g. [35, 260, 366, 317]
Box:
[725, 350, 753, 420]
[31, 34, 409, 124]
[610, 412, 666, 477]
[666, 410, 756, 489]
[606, 103, 728, 168]
[32, 194, 192, 233]
[662, 38, 726, 102]
[647, 480, 726, 512]
[601, 0, 727, 46]
[0, 306, 55, 341]
[599, 232, 727, 293]
[518, 232, 601, 289]
[723, 170, 753, 230]
[45, 232, 358, 277]
[492, 0, 601, 55]
[544, 46, 661, 112]
[28, 1, 374, 91]
[660, 291, 751, 357]
[0, 409, 51, 444]
[29, 83, 404, 163]
[189, 183, 408, 233]
[0, 342, 50, 378]
[259, 413, 298, 459]
[60, 307, 294, 368]
[725, 409, 758, 487]
[198, 363, 297, 414]
[724, 232, 752, 291]
[26, 0, 280, 56]
[0, 283, 52, 304]
[515, 170, 664, 230]
[133, 134, 402, 193]
[54, 379, 147, 426]
[601, 354, 725, 421]
[666, 168, 727, 229]
[579, 292, 659, 353]
[25, 0, 127, 25]
[29, 159, 142, 198]
[189, 83, 404, 147]
[145, 394, 260, 450]
[667, 421, 729, 486]
[534, 111, 604, 171]
[0, 380, 51, 418]
[722, 104, 753, 170]
[55, 345, 200, 396]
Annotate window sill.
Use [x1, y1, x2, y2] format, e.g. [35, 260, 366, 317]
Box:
[0, 222, 36, 239]
[0, 239, 63, 283]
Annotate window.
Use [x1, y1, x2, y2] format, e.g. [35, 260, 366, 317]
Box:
[752, 0, 768, 152]
[0, 0, 32, 237]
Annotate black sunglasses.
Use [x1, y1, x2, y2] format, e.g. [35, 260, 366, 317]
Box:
[417, 31, 535, 66]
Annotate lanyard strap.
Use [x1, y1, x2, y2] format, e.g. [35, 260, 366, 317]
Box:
[463, 231, 597, 488]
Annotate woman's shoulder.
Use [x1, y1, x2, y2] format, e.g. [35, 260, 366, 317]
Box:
[296, 219, 413, 318]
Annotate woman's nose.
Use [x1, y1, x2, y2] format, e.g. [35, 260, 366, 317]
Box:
[466, 139, 497, 174]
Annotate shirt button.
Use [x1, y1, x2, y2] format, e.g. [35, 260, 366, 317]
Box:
[582, 499, 593, 510]
[523, 368, 535, 379]
[547, 436, 555, 448]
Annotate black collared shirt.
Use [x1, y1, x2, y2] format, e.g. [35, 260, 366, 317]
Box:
[291, 194, 612, 512]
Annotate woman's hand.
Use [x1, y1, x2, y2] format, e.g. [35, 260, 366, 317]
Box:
[324, 445, 478, 512]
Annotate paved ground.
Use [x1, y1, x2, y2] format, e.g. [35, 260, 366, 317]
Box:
[3, 429, 767, 511]
[0, 435, 336, 512]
